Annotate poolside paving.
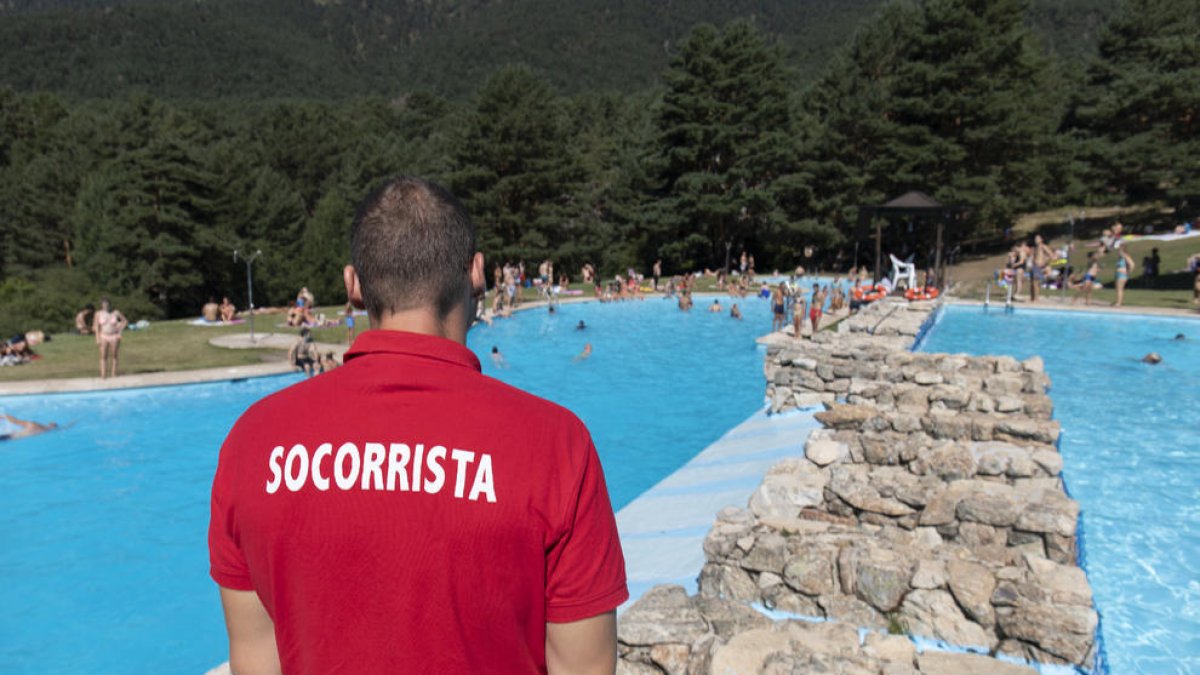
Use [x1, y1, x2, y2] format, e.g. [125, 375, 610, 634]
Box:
[616, 407, 821, 609]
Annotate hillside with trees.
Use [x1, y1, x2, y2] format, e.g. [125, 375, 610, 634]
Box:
[1, 0, 1196, 337]
[0, 0, 1115, 100]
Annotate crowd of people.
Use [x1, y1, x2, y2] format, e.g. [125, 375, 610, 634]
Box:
[995, 219, 1200, 310]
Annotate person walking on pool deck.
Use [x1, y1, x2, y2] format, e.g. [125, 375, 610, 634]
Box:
[92, 298, 127, 379]
[208, 176, 627, 675]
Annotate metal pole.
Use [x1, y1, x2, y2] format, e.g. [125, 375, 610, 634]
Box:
[234, 249, 263, 344]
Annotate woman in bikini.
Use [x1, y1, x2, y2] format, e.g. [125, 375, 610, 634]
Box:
[92, 298, 127, 378]
[1114, 246, 1135, 307]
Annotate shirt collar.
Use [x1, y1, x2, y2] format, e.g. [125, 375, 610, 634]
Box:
[344, 330, 481, 372]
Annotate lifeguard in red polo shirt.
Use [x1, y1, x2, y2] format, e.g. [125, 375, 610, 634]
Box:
[209, 177, 628, 674]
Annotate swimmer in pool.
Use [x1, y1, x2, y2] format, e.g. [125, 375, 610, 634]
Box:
[576, 320, 586, 330]
[730, 304, 742, 320]
[574, 343, 592, 361]
[0, 413, 58, 441]
[490, 346, 507, 368]
[709, 299, 722, 313]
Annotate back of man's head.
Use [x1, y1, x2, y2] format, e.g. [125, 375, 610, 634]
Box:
[352, 177, 476, 319]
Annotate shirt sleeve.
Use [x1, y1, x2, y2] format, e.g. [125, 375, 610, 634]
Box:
[208, 435, 254, 591]
[545, 436, 628, 623]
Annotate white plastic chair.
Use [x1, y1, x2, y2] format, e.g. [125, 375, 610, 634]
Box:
[889, 254, 917, 291]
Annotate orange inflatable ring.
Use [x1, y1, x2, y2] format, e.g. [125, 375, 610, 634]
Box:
[904, 287, 940, 301]
[852, 284, 889, 303]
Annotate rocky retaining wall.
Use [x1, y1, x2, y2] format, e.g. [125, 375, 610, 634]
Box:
[618, 301, 1100, 674]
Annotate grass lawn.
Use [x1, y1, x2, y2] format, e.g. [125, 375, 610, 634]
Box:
[0, 316, 285, 382]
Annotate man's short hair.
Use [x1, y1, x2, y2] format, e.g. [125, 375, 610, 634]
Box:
[351, 177, 476, 318]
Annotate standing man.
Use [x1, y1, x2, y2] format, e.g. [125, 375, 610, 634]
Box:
[209, 177, 627, 674]
[1030, 235, 1055, 303]
[652, 259, 662, 291]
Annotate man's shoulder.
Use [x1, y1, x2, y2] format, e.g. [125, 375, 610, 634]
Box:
[474, 371, 589, 435]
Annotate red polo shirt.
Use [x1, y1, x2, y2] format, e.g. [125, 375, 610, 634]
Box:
[209, 330, 627, 674]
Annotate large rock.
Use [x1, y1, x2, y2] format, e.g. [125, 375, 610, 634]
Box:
[691, 597, 772, 639]
[838, 546, 912, 612]
[815, 403, 878, 429]
[911, 559, 947, 590]
[707, 626, 791, 675]
[918, 651, 1036, 675]
[782, 549, 837, 597]
[1014, 487, 1079, 536]
[899, 589, 995, 650]
[912, 442, 976, 480]
[829, 465, 915, 517]
[955, 480, 1020, 527]
[619, 581, 710, 643]
[1023, 558, 1093, 607]
[615, 659, 660, 675]
[946, 559, 997, 627]
[748, 459, 829, 520]
[741, 533, 788, 573]
[698, 563, 760, 601]
[862, 632, 916, 664]
[805, 435, 850, 467]
[996, 602, 1097, 664]
[617, 585, 709, 646]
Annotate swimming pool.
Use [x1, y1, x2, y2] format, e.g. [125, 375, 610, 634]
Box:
[0, 295, 786, 673]
[920, 305, 1200, 675]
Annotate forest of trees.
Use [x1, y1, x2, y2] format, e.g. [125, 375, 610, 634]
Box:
[1, 0, 1197, 336]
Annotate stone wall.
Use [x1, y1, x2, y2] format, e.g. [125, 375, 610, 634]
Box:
[618, 300, 1100, 674]
[619, 585, 1042, 675]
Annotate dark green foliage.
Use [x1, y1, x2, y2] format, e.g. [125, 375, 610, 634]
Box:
[1070, 0, 1200, 202]
[0, 0, 882, 99]
[803, 0, 1061, 248]
[0, 266, 161, 338]
[651, 21, 836, 273]
[451, 66, 583, 269]
[0, 0, 1112, 100]
[0, 0, 1174, 335]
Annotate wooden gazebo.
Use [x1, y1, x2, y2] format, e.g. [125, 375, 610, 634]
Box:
[857, 191, 967, 288]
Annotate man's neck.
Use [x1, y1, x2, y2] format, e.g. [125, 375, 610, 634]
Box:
[370, 306, 469, 345]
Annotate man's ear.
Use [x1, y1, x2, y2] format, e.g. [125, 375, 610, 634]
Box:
[469, 252, 486, 300]
[344, 265, 366, 310]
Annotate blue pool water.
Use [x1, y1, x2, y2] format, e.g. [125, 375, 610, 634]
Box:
[920, 305, 1200, 675]
[467, 297, 783, 508]
[0, 295, 783, 673]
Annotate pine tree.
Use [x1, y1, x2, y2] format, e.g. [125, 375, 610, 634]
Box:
[74, 120, 219, 315]
[652, 21, 815, 272]
[803, 0, 1059, 240]
[1071, 0, 1200, 201]
[450, 65, 582, 268]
